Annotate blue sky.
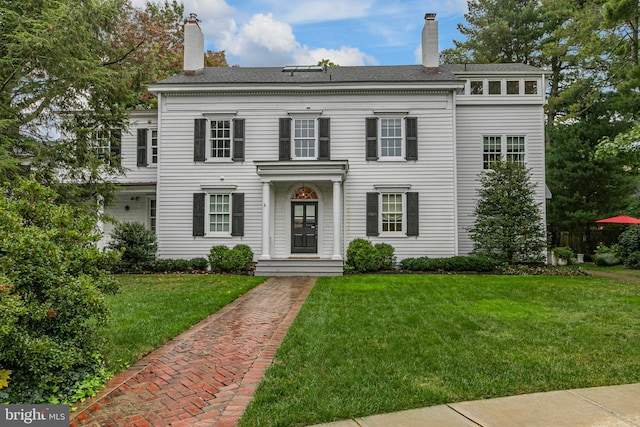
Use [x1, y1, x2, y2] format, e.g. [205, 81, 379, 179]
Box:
[134, 0, 468, 67]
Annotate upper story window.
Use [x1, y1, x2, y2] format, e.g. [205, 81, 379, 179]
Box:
[194, 117, 245, 162]
[137, 128, 158, 167]
[469, 79, 540, 96]
[279, 116, 330, 161]
[210, 120, 232, 158]
[293, 119, 316, 159]
[93, 129, 121, 165]
[483, 135, 526, 169]
[366, 116, 417, 161]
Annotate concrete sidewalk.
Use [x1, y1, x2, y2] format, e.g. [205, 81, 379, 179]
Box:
[311, 383, 640, 427]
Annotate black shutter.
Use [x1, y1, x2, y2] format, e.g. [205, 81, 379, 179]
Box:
[318, 117, 330, 160]
[193, 193, 205, 237]
[137, 128, 148, 166]
[405, 117, 418, 161]
[406, 192, 419, 236]
[366, 118, 378, 160]
[232, 119, 245, 161]
[231, 193, 244, 236]
[194, 118, 206, 161]
[366, 192, 379, 236]
[279, 118, 291, 160]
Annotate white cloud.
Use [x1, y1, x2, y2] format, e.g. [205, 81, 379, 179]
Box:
[295, 46, 377, 66]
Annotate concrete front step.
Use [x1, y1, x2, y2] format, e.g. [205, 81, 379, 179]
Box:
[255, 258, 344, 276]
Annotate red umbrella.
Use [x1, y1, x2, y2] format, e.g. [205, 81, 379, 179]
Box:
[596, 215, 640, 224]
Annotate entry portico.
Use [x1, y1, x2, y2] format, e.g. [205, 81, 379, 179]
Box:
[254, 160, 348, 276]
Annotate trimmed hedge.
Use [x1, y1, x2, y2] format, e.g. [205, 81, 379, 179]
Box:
[400, 255, 496, 272]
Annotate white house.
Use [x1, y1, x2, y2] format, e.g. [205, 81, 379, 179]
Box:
[100, 13, 549, 276]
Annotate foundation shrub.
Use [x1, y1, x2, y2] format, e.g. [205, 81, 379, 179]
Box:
[400, 255, 496, 272]
[107, 221, 157, 273]
[375, 243, 396, 270]
[190, 257, 209, 271]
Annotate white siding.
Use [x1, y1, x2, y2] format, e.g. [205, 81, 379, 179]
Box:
[153, 91, 459, 261]
[455, 104, 547, 254]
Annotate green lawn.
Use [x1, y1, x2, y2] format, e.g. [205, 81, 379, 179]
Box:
[239, 274, 640, 427]
[583, 263, 640, 279]
[101, 274, 265, 372]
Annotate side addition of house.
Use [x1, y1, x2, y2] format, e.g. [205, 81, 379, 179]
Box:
[99, 13, 549, 276]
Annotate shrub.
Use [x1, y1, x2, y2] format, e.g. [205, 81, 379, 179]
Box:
[209, 245, 230, 273]
[594, 252, 620, 266]
[0, 178, 119, 403]
[107, 221, 157, 272]
[623, 251, 640, 269]
[208, 245, 253, 274]
[190, 257, 209, 271]
[618, 227, 640, 265]
[346, 239, 372, 269]
[552, 247, 574, 264]
[400, 255, 496, 272]
[353, 243, 382, 272]
[375, 243, 396, 270]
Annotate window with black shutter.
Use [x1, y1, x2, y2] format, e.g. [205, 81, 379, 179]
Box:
[137, 128, 148, 166]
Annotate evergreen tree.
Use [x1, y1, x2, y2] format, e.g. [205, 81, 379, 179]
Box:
[469, 160, 546, 263]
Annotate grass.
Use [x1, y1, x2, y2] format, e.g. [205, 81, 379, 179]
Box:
[582, 263, 640, 279]
[239, 274, 640, 427]
[101, 274, 265, 372]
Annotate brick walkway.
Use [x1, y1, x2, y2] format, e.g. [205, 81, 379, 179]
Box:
[71, 276, 316, 427]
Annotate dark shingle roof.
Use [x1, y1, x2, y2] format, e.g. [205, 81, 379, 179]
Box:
[152, 63, 546, 87]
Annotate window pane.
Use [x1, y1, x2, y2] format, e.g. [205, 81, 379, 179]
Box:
[294, 119, 315, 158]
[483, 136, 502, 169]
[149, 199, 156, 232]
[506, 136, 525, 164]
[210, 120, 231, 158]
[525, 80, 538, 95]
[151, 130, 158, 164]
[382, 193, 403, 232]
[209, 194, 230, 232]
[488, 81, 501, 95]
[470, 81, 483, 95]
[380, 118, 402, 157]
[507, 80, 519, 95]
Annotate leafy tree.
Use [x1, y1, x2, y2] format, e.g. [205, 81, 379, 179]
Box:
[0, 178, 120, 403]
[0, 0, 227, 206]
[469, 160, 546, 263]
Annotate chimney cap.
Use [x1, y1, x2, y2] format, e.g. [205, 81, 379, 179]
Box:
[185, 12, 200, 23]
[425, 13, 437, 21]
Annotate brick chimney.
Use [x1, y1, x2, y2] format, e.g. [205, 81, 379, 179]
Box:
[421, 13, 439, 73]
[183, 13, 204, 76]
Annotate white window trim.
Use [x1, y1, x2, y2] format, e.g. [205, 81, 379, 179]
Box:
[202, 112, 237, 162]
[291, 117, 318, 160]
[201, 185, 237, 237]
[379, 192, 407, 237]
[468, 79, 540, 96]
[482, 134, 527, 169]
[378, 116, 406, 161]
[148, 128, 158, 167]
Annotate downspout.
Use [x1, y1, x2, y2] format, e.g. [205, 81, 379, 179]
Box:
[452, 88, 459, 255]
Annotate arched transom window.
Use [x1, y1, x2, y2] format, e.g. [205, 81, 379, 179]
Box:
[292, 186, 317, 200]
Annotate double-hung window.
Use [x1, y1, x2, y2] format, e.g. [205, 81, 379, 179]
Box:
[93, 129, 121, 165]
[192, 189, 244, 237]
[293, 119, 316, 159]
[366, 187, 419, 237]
[366, 116, 417, 161]
[279, 115, 330, 161]
[209, 120, 232, 159]
[208, 194, 230, 233]
[194, 116, 245, 162]
[483, 135, 526, 169]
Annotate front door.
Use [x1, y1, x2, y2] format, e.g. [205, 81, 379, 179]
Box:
[291, 202, 318, 253]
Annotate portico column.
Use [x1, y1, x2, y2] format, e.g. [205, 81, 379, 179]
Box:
[260, 180, 271, 259]
[332, 179, 342, 260]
